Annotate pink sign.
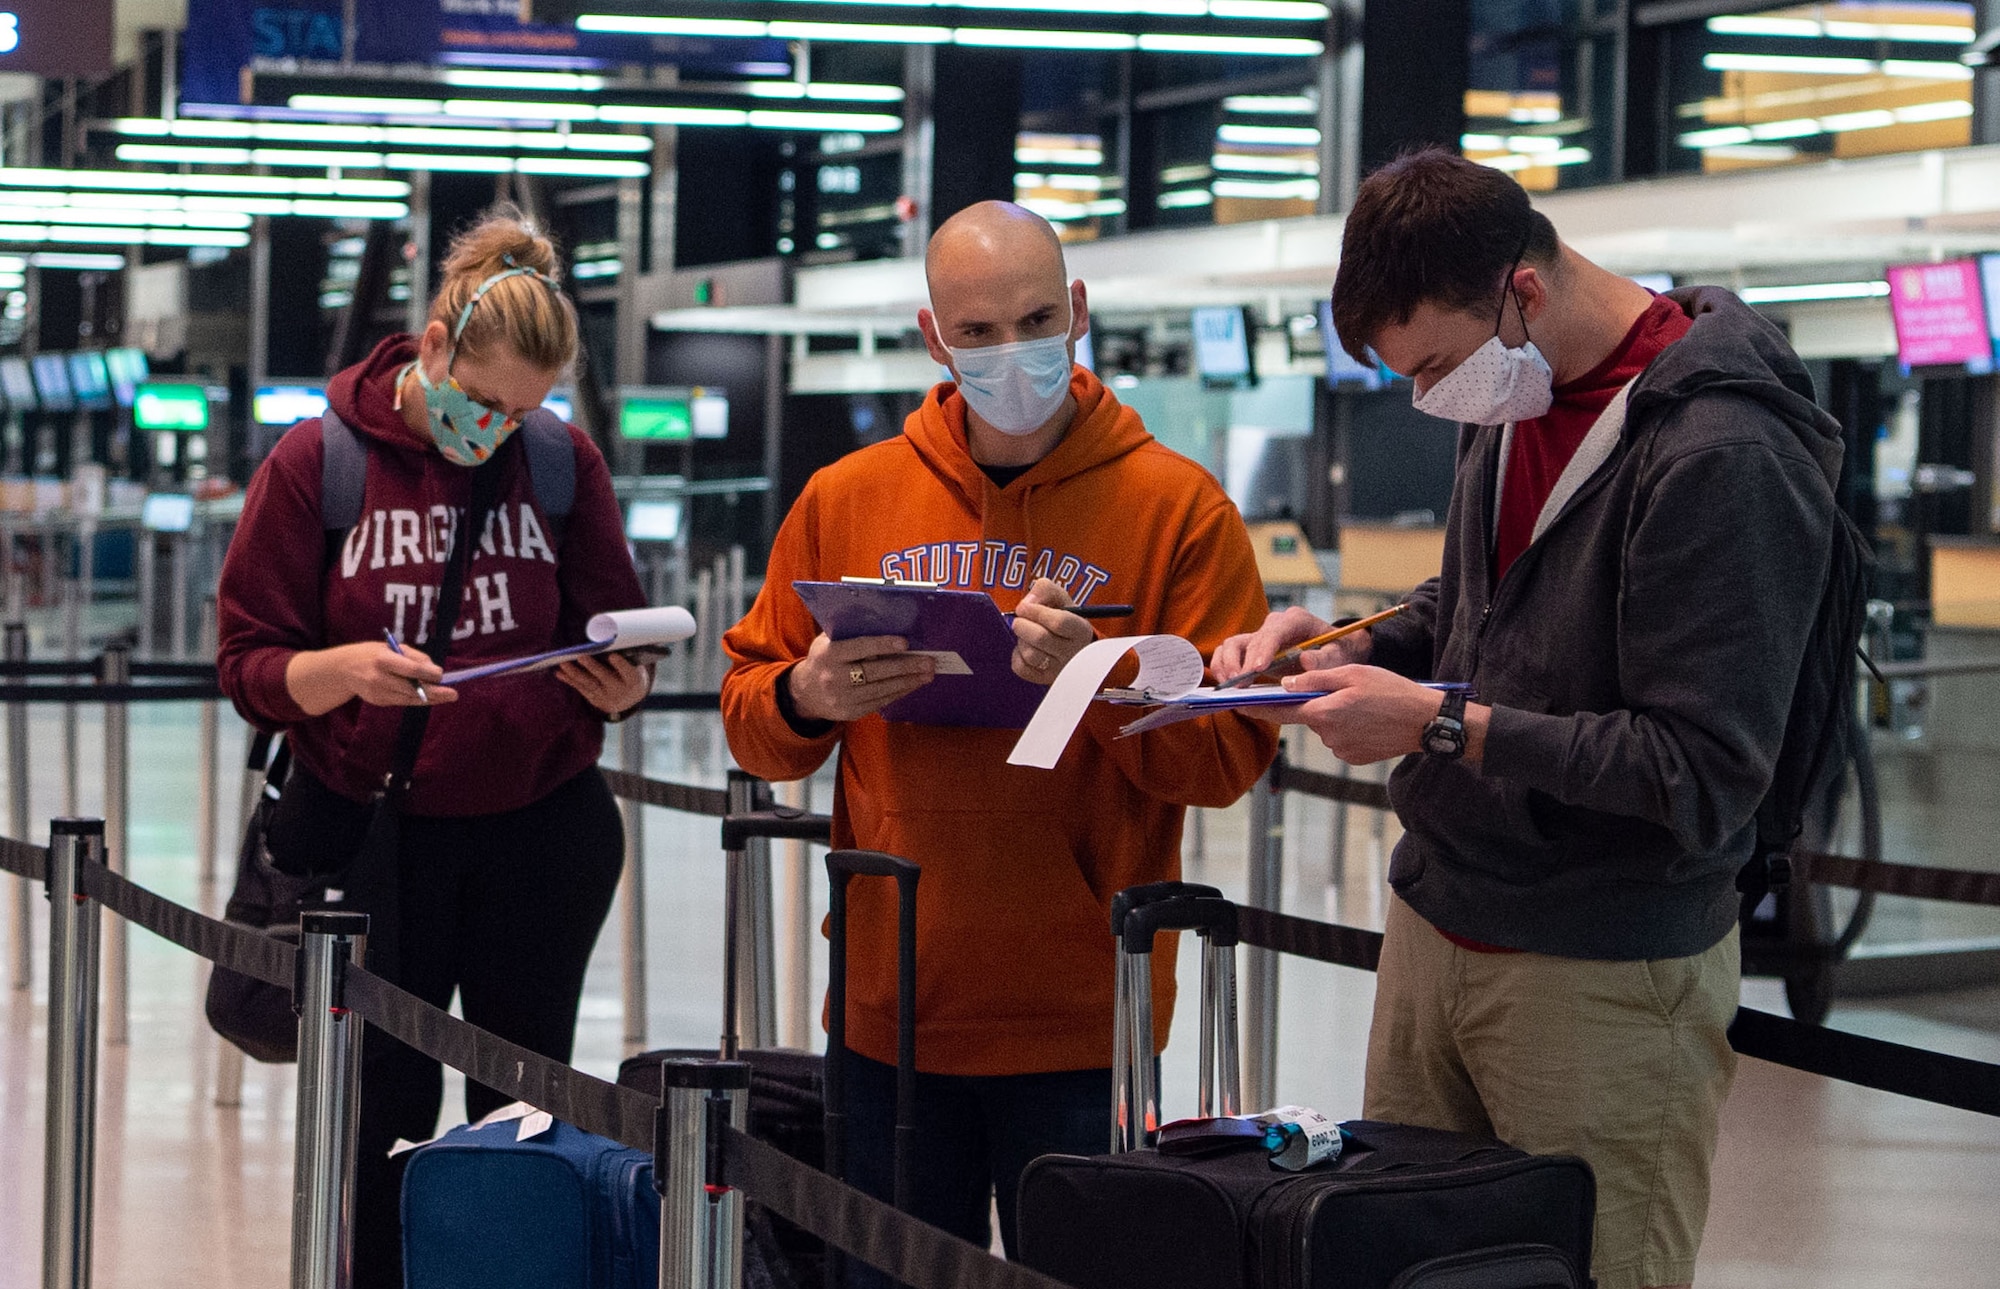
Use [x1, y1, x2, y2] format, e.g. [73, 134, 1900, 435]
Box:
[1888, 260, 1991, 368]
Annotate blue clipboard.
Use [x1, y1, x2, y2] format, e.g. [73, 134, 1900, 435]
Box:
[792, 580, 1046, 729]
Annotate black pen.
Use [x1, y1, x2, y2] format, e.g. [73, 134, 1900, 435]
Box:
[1068, 604, 1135, 620]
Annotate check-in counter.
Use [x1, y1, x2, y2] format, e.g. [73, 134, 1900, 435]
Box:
[1338, 522, 1445, 598]
[1930, 537, 2000, 630]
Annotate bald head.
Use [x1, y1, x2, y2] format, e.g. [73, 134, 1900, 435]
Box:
[921, 201, 1083, 357]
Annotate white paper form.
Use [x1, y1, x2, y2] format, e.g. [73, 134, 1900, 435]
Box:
[1007, 635, 1208, 769]
[440, 605, 696, 685]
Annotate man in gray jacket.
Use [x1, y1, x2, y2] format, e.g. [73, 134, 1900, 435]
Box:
[1215, 149, 1840, 1289]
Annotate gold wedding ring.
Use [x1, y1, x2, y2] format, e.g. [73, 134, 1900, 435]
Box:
[849, 664, 866, 686]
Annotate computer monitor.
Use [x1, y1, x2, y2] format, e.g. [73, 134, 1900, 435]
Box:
[1630, 273, 1675, 294]
[141, 493, 196, 533]
[133, 382, 211, 432]
[0, 357, 34, 411]
[105, 348, 149, 407]
[253, 384, 329, 425]
[1317, 299, 1384, 391]
[1191, 306, 1256, 388]
[618, 389, 692, 441]
[68, 352, 113, 411]
[691, 392, 729, 440]
[541, 388, 575, 422]
[625, 499, 684, 542]
[31, 354, 75, 412]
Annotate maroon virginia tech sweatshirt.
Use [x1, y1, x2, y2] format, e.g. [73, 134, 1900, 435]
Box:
[216, 334, 645, 817]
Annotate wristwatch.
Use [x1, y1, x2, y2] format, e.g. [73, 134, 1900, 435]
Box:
[1421, 688, 1468, 759]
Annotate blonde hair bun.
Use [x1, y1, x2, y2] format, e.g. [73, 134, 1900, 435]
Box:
[429, 203, 579, 373]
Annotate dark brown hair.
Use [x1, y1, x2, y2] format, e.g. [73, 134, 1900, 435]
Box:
[1330, 148, 1558, 364]
[430, 204, 579, 373]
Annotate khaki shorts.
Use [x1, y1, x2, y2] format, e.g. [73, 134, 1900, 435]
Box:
[1364, 895, 1739, 1289]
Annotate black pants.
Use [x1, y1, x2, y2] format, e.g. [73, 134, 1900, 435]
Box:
[838, 1047, 1111, 1284]
[350, 767, 624, 1289]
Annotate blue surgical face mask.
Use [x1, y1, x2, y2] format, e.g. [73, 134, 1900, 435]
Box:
[945, 321, 1076, 436]
[400, 263, 556, 466]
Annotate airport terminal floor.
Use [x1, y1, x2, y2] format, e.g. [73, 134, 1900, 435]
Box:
[1, 606, 1998, 1288]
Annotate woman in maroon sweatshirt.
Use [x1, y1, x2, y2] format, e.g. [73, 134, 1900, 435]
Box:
[216, 209, 646, 1286]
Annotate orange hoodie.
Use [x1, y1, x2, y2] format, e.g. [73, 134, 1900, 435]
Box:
[722, 369, 1277, 1076]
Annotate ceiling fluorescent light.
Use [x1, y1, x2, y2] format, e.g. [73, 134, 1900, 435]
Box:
[1748, 117, 1821, 140]
[1224, 95, 1316, 114]
[1211, 177, 1318, 199]
[577, 14, 768, 36]
[442, 99, 599, 121]
[1549, 147, 1591, 166]
[1881, 59, 1972, 79]
[806, 83, 906, 101]
[1208, 0, 1328, 18]
[384, 153, 512, 172]
[1676, 126, 1754, 148]
[1896, 99, 1974, 123]
[1216, 123, 1320, 145]
[441, 70, 607, 91]
[254, 147, 388, 167]
[1157, 189, 1213, 208]
[289, 94, 446, 115]
[0, 166, 395, 198]
[1702, 52, 1876, 75]
[1739, 280, 1889, 304]
[0, 204, 251, 229]
[1138, 33, 1321, 54]
[1015, 145, 1103, 165]
[1707, 16, 1972, 43]
[28, 252, 125, 269]
[1506, 135, 1561, 153]
[597, 105, 752, 126]
[1460, 132, 1506, 150]
[1701, 144, 1799, 161]
[515, 157, 651, 177]
[1213, 152, 1317, 173]
[747, 110, 903, 131]
[0, 223, 249, 248]
[958, 0, 1202, 13]
[954, 27, 1136, 48]
[1476, 153, 1533, 172]
[116, 143, 253, 165]
[1819, 109, 1897, 132]
[289, 200, 410, 218]
[767, 20, 953, 41]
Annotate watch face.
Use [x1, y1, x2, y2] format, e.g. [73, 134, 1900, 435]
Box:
[1424, 719, 1465, 757]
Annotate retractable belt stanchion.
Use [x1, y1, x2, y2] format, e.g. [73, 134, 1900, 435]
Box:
[61, 581, 81, 817]
[6, 621, 29, 991]
[291, 911, 367, 1289]
[197, 598, 221, 889]
[620, 713, 649, 1049]
[656, 1058, 750, 1289]
[778, 778, 814, 1050]
[1112, 884, 1232, 1144]
[723, 771, 777, 1054]
[1242, 756, 1285, 1114]
[100, 644, 130, 1046]
[44, 818, 104, 1289]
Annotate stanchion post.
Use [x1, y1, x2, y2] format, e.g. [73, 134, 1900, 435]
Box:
[724, 771, 776, 1053]
[43, 818, 104, 1289]
[1242, 756, 1284, 1113]
[7, 621, 30, 991]
[62, 580, 81, 817]
[135, 530, 155, 660]
[198, 597, 220, 888]
[291, 911, 367, 1289]
[620, 713, 649, 1049]
[100, 643, 130, 1046]
[778, 778, 813, 1051]
[657, 1059, 749, 1289]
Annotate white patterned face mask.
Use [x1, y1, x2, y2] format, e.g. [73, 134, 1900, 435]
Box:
[1409, 272, 1553, 425]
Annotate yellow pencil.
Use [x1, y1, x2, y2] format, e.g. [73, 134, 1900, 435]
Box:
[1213, 603, 1408, 690]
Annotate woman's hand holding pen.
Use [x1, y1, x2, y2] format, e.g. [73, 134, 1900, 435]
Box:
[283, 641, 456, 717]
[1011, 577, 1096, 685]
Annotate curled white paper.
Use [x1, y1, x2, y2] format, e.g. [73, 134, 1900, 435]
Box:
[1006, 635, 1206, 769]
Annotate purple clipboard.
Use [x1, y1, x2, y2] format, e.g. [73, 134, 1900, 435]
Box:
[792, 581, 1046, 729]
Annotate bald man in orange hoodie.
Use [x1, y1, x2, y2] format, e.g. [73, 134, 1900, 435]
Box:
[722, 201, 1276, 1266]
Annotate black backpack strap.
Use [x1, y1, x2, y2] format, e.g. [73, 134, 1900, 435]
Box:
[518, 408, 576, 544]
[319, 407, 367, 535]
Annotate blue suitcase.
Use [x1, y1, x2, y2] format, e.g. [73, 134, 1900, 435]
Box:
[401, 1116, 659, 1289]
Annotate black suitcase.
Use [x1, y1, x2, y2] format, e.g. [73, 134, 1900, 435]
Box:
[1015, 885, 1596, 1289]
[618, 837, 921, 1289]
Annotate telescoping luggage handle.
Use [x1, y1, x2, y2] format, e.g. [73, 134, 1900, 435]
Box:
[824, 849, 920, 1285]
[1111, 883, 1241, 1153]
[717, 797, 834, 1061]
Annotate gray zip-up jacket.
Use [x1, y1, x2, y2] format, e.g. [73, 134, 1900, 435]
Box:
[1366, 287, 1841, 961]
